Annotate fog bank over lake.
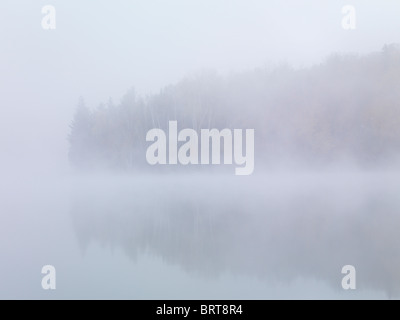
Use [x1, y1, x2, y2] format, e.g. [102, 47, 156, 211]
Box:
[1, 170, 398, 299]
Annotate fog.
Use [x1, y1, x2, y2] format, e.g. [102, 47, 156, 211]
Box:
[1, 0, 400, 299]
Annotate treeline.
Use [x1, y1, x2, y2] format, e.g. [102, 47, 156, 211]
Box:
[68, 44, 400, 171]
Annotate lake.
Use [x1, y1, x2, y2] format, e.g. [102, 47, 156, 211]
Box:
[1, 170, 398, 299]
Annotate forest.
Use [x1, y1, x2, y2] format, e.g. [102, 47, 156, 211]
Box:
[68, 44, 400, 171]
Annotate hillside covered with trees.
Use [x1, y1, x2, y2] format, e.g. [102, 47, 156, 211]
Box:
[68, 44, 400, 171]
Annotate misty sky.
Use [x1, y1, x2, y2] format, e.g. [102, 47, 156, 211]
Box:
[0, 0, 399, 173]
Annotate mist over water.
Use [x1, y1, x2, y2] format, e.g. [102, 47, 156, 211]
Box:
[1, 1, 400, 299]
[1, 171, 398, 299]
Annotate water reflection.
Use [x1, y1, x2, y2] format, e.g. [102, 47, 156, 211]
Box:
[70, 173, 400, 298]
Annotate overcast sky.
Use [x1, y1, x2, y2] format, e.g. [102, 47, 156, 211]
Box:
[0, 0, 399, 172]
